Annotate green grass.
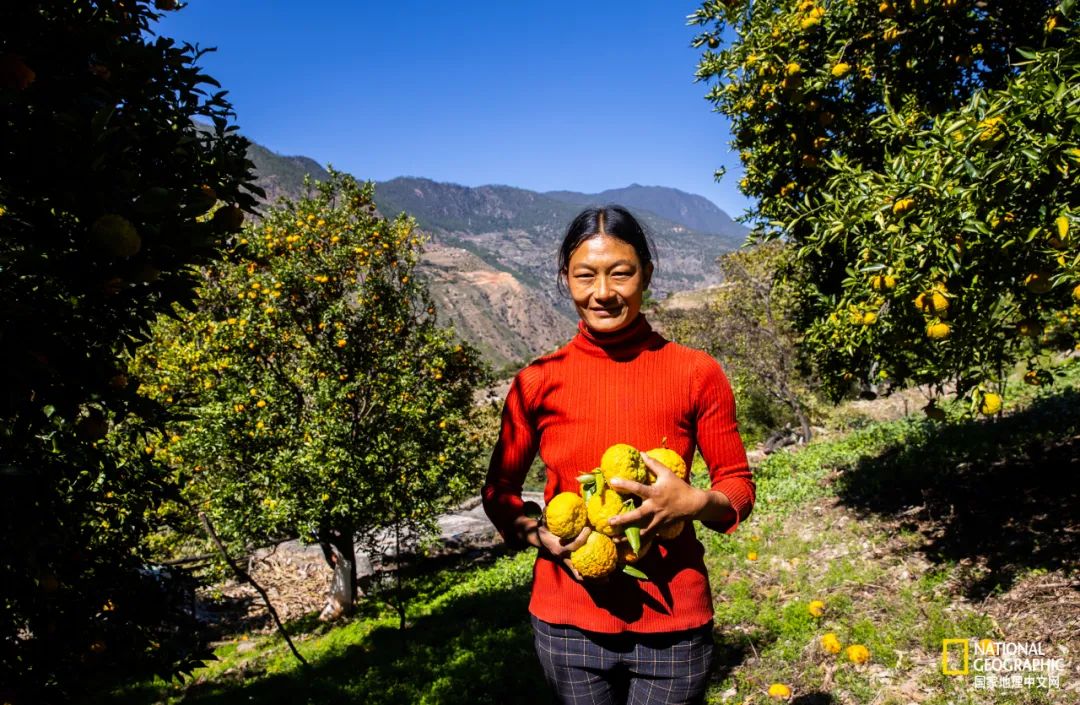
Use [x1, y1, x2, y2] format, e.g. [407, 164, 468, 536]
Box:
[91, 359, 1080, 704]
[93, 550, 546, 705]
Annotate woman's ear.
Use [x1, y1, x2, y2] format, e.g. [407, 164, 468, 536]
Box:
[643, 262, 654, 289]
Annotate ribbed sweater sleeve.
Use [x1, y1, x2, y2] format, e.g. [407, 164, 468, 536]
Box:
[481, 366, 541, 548]
[692, 353, 756, 535]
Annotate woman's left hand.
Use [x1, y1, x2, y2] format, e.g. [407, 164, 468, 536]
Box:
[606, 452, 706, 536]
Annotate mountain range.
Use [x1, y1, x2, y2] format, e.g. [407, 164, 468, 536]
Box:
[247, 141, 747, 372]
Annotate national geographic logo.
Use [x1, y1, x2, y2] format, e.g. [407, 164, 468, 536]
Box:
[942, 639, 1065, 691]
[942, 638, 970, 676]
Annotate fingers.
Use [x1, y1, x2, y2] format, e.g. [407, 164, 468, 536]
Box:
[562, 525, 592, 552]
[608, 506, 645, 529]
[640, 451, 675, 480]
[608, 476, 650, 497]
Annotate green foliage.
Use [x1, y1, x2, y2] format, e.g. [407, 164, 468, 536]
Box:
[0, 0, 259, 698]
[97, 550, 544, 705]
[692, 0, 1080, 405]
[130, 170, 492, 577]
[658, 242, 817, 441]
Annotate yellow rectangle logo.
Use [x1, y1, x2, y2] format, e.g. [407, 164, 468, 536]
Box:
[942, 638, 969, 675]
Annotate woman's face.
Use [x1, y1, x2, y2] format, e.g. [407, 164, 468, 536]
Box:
[565, 234, 652, 334]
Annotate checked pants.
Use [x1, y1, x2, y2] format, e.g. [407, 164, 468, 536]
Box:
[531, 615, 714, 705]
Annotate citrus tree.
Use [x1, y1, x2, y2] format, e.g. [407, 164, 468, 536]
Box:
[131, 169, 491, 618]
[659, 242, 817, 445]
[0, 0, 259, 698]
[691, 0, 1080, 411]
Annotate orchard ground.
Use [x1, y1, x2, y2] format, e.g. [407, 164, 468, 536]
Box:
[93, 360, 1080, 705]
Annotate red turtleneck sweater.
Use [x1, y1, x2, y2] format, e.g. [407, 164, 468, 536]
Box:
[482, 313, 755, 633]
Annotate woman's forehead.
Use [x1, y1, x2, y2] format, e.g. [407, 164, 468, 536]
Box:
[569, 234, 639, 264]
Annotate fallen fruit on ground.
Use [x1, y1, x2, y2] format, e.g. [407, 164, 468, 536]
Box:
[847, 644, 870, 663]
[821, 633, 842, 654]
[768, 683, 792, 699]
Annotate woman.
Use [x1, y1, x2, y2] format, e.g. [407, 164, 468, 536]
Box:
[482, 205, 755, 705]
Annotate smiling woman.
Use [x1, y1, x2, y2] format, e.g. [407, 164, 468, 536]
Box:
[483, 205, 756, 704]
[558, 207, 655, 335]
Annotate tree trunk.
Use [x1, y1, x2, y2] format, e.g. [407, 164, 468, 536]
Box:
[318, 526, 357, 621]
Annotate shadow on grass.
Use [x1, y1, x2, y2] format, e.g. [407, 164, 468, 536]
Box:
[166, 580, 546, 705]
[705, 625, 770, 698]
[790, 695, 838, 705]
[834, 388, 1080, 599]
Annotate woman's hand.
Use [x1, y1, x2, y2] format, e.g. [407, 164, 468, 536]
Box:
[514, 513, 591, 581]
[537, 523, 591, 581]
[607, 452, 708, 536]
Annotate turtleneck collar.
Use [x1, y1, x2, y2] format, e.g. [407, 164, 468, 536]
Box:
[570, 312, 659, 359]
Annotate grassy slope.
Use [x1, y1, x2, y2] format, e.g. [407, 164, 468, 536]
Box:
[94, 361, 1080, 705]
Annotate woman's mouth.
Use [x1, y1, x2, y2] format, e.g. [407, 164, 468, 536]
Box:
[590, 307, 621, 317]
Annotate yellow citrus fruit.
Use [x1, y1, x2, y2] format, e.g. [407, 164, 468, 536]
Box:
[915, 289, 949, 315]
[1016, 319, 1043, 337]
[847, 644, 870, 664]
[831, 62, 851, 78]
[544, 492, 586, 540]
[1024, 272, 1053, 294]
[657, 520, 685, 540]
[979, 392, 1002, 416]
[860, 311, 878, 325]
[1073, 283, 1080, 302]
[571, 531, 618, 579]
[747, 551, 759, 561]
[926, 321, 951, 339]
[808, 600, 825, 617]
[213, 205, 245, 231]
[645, 447, 688, 481]
[892, 196, 915, 215]
[600, 443, 647, 489]
[821, 633, 842, 654]
[587, 489, 626, 537]
[617, 537, 653, 564]
[870, 274, 896, 291]
[768, 683, 792, 699]
[91, 214, 141, 257]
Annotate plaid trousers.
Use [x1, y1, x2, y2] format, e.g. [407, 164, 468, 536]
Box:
[531, 615, 714, 705]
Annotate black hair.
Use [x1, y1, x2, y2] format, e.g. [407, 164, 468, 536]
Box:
[556, 205, 657, 296]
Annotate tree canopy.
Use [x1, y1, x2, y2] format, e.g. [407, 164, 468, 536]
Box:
[692, 0, 1080, 409]
[1, 0, 259, 698]
[131, 170, 492, 616]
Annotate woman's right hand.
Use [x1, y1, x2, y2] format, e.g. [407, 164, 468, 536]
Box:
[536, 523, 591, 581]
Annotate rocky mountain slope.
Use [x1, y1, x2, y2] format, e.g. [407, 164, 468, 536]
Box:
[245, 141, 747, 371]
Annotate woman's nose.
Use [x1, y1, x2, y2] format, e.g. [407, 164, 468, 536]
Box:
[595, 275, 612, 299]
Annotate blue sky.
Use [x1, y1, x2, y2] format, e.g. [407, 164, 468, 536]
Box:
[156, 1, 750, 219]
